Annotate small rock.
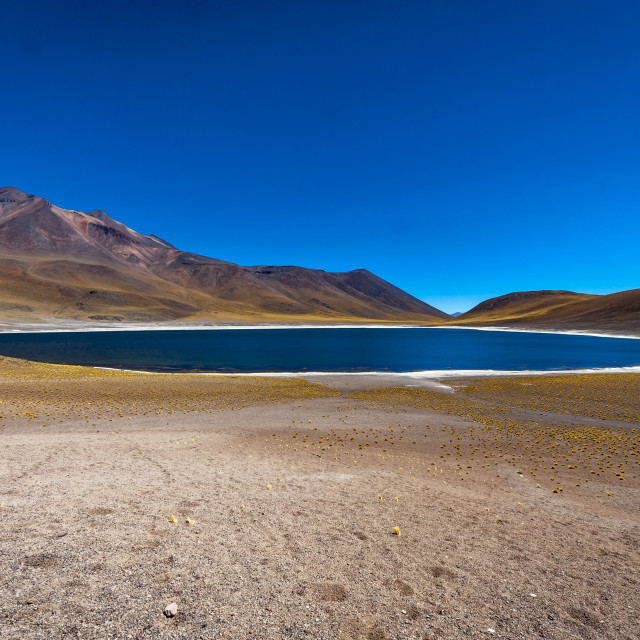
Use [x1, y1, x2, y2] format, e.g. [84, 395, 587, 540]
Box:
[164, 602, 178, 617]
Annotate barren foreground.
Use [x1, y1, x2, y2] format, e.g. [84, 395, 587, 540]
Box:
[0, 358, 638, 639]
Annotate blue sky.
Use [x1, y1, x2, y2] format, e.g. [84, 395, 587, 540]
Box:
[3, 1, 639, 313]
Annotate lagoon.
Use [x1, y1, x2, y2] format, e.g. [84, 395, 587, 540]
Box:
[0, 327, 639, 373]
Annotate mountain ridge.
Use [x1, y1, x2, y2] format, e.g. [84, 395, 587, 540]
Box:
[0, 187, 450, 325]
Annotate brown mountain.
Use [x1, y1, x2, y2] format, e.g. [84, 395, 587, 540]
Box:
[454, 289, 640, 333]
[0, 187, 450, 325]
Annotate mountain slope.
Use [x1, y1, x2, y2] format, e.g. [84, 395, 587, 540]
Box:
[0, 187, 449, 324]
[453, 289, 640, 333]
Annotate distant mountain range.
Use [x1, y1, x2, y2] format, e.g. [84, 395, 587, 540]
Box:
[0, 187, 449, 324]
[0, 187, 637, 333]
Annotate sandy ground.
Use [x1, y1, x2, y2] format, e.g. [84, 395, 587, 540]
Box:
[0, 360, 638, 639]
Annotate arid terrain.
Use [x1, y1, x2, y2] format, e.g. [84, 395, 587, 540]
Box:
[1, 357, 638, 639]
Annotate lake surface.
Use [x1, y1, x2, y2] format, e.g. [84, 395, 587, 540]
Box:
[0, 327, 639, 373]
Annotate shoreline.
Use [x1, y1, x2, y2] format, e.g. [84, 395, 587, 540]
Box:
[95, 365, 640, 383]
[439, 323, 640, 340]
[0, 320, 638, 340]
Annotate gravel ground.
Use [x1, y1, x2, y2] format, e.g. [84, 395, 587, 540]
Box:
[0, 362, 638, 639]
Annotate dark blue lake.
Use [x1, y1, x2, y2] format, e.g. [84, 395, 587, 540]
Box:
[0, 327, 639, 373]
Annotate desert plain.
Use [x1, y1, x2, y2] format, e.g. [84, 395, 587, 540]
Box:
[0, 356, 638, 640]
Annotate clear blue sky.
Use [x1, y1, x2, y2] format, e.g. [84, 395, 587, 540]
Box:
[2, 1, 639, 313]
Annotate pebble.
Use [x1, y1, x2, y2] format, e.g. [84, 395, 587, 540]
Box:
[164, 602, 178, 617]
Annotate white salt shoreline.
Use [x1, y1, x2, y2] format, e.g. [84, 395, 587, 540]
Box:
[96, 365, 640, 379]
[2, 322, 418, 333]
[442, 324, 640, 340]
[0, 321, 638, 340]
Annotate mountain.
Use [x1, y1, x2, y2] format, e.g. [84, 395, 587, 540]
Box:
[0, 187, 450, 325]
[453, 289, 640, 333]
